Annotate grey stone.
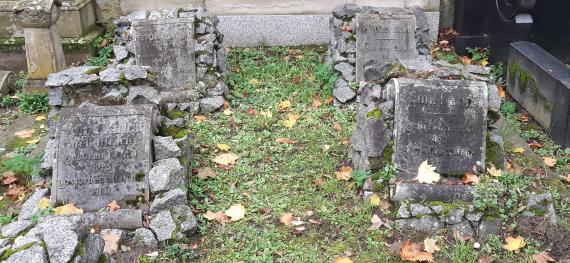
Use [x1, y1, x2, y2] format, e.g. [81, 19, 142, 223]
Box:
[134, 228, 158, 249]
[149, 158, 185, 194]
[113, 45, 128, 61]
[132, 18, 196, 90]
[392, 79, 488, 180]
[196, 67, 207, 80]
[19, 188, 49, 220]
[149, 210, 176, 242]
[0, 71, 15, 97]
[41, 139, 57, 170]
[199, 96, 224, 113]
[478, 219, 501, 240]
[150, 188, 187, 214]
[466, 212, 484, 222]
[4, 244, 47, 263]
[1, 220, 33, 238]
[207, 82, 229, 97]
[170, 205, 198, 235]
[153, 137, 182, 160]
[334, 62, 355, 82]
[396, 205, 411, 219]
[449, 220, 475, 238]
[392, 183, 474, 203]
[488, 83, 502, 112]
[333, 4, 361, 19]
[164, 117, 186, 127]
[118, 65, 148, 80]
[102, 87, 128, 104]
[126, 10, 148, 21]
[48, 86, 63, 106]
[68, 74, 100, 85]
[446, 208, 465, 224]
[526, 193, 557, 224]
[45, 66, 100, 87]
[148, 10, 162, 20]
[99, 67, 122, 82]
[198, 54, 214, 65]
[395, 216, 443, 234]
[333, 79, 356, 103]
[13, 234, 41, 250]
[217, 48, 229, 74]
[430, 205, 444, 214]
[51, 105, 156, 211]
[43, 229, 79, 263]
[74, 234, 104, 263]
[127, 86, 161, 105]
[466, 65, 491, 75]
[409, 203, 433, 217]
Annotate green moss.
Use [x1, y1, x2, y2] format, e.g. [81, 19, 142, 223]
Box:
[0, 242, 35, 260]
[98, 254, 107, 263]
[508, 62, 551, 112]
[85, 67, 102, 75]
[161, 126, 181, 138]
[126, 195, 145, 206]
[178, 156, 187, 166]
[167, 110, 186, 120]
[6, 137, 29, 152]
[366, 108, 383, 120]
[52, 114, 60, 121]
[135, 173, 145, 182]
[427, 201, 467, 216]
[486, 135, 505, 169]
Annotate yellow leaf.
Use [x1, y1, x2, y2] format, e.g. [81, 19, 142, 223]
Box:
[225, 204, 246, 221]
[223, 108, 234, 116]
[277, 100, 291, 110]
[249, 79, 260, 85]
[416, 160, 440, 184]
[487, 163, 502, 177]
[513, 147, 525, 154]
[54, 203, 83, 215]
[212, 153, 240, 166]
[14, 129, 35, 139]
[217, 144, 231, 151]
[332, 257, 353, 263]
[35, 115, 47, 121]
[26, 139, 40, 144]
[503, 236, 526, 251]
[543, 157, 557, 168]
[38, 197, 51, 210]
[481, 60, 489, 66]
[196, 167, 217, 179]
[335, 166, 352, 181]
[423, 238, 440, 254]
[204, 211, 229, 224]
[369, 194, 381, 207]
[283, 114, 300, 128]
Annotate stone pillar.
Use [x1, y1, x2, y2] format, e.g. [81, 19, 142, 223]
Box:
[14, 0, 66, 81]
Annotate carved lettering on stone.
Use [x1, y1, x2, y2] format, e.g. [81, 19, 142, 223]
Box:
[52, 105, 156, 211]
[393, 79, 488, 179]
[133, 18, 196, 90]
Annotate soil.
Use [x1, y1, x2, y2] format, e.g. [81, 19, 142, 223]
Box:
[516, 216, 570, 260]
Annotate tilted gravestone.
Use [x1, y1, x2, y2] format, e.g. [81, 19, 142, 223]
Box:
[133, 18, 196, 90]
[51, 105, 159, 211]
[393, 79, 488, 179]
[355, 12, 417, 81]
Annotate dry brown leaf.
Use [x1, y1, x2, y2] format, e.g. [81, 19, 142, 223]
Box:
[212, 153, 240, 166]
[194, 115, 208, 123]
[5, 185, 25, 202]
[311, 98, 322, 108]
[204, 211, 229, 224]
[543, 157, 557, 168]
[423, 238, 440, 254]
[197, 167, 217, 179]
[416, 160, 440, 184]
[562, 174, 570, 184]
[54, 203, 83, 215]
[335, 166, 352, 181]
[528, 142, 543, 149]
[280, 213, 294, 226]
[503, 236, 526, 251]
[478, 255, 494, 263]
[400, 240, 434, 262]
[368, 214, 386, 230]
[462, 172, 480, 185]
[1, 171, 18, 185]
[498, 86, 507, 98]
[332, 123, 342, 131]
[332, 256, 353, 263]
[531, 252, 555, 263]
[107, 200, 120, 212]
[312, 178, 324, 186]
[225, 204, 246, 221]
[14, 129, 35, 139]
[247, 108, 257, 116]
[459, 56, 472, 65]
[275, 138, 297, 144]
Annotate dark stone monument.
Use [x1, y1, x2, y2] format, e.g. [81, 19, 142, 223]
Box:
[51, 105, 159, 211]
[355, 12, 416, 81]
[507, 42, 570, 148]
[132, 18, 196, 90]
[393, 79, 488, 179]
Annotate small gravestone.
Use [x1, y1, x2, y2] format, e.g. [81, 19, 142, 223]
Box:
[51, 105, 158, 211]
[356, 12, 417, 81]
[393, 79, 488, 179]
[133, 18, 196, 90]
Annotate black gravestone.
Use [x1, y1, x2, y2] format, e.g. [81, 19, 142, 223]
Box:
[393, 79, 488, 179]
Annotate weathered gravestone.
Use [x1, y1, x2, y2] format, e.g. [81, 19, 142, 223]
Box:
[355, 12, 417, 81]
[132, 18, 196, 90]
[393, 79, 488, 179]
[52, 105, 159, 211]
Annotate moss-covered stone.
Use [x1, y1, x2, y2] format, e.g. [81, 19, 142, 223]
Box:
[508, 62, 552, 112]
[367, 108, 383, 120]
[166, 110, 185, 120]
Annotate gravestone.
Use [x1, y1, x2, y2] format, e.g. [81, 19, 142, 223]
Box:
[51, 105, 159, 211]
[393, 79, 488, 179]
[132, 18, 196, 90]
[0, 70, 16, 97]
[355, 13, 417, 81]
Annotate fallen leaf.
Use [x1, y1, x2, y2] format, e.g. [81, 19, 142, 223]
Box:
[478, 255, 494, 263]
[26, 139, 40, 144]
[107, 200, 120, 212]
[309, 219, 321, 225]
[280, 213, 294, 225]
[562, 174, 570, 184]
[400, 240, 434, 262]
[194, 115, 207, 123]
[311, 98, 322, 108]
[423, 238, 440, 254]
[342, 137, 350, 145]
[283, 114, 300, 128]
[416, 160, 440, 184]
[335, 166, 352, 181]
[217, 144, 231, 151]
[5, 185, 25, 202]
[532, 252, 555, 263]
[459, 56, 472, 65]
[275, 138, 297, 144]
[197, 167, 217, 179]
[14, 129, 35, 139]
[225, 204, 246, 221]
[247, 108, 257, 116]
[369, 214, 387, 230]
[249, 79, 260, 85]
[498, 86, 507, 98]
[503, 236, 526, 251]
[38, 197, 51, 210]
[54, 203, 83, 215]
[223, 108, 234, 116]
[332, 123, 342, 131]
[513, 147, 525, 154]
[1, 171, 18, 185]
[528, 142, 543, 149]
[258, 208, 272, 215]
[462, 172, 480, 185]
[369, 194, 381, 207]
[35, 115, 47, 121]
[487, 164, 502, 177]
[543, 157, 557, 168]
[212, 153, 240, 166]
[312, 178, 324, 186]
[332, 257, 353, 263]
[204, 211, 229, 224]
[277, 100, 291, 111]
[481, 59, 489, 66]
[520, 114, 530, 123]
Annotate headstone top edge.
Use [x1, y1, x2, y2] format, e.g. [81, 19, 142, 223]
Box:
[132, 17, 195, 27]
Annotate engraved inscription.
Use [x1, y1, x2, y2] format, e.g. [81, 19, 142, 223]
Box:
[393, 80, 488, 179]
[356, 14, 417, 81]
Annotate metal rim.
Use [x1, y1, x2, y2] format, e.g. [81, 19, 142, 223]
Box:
[497, 0, 536, 19]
